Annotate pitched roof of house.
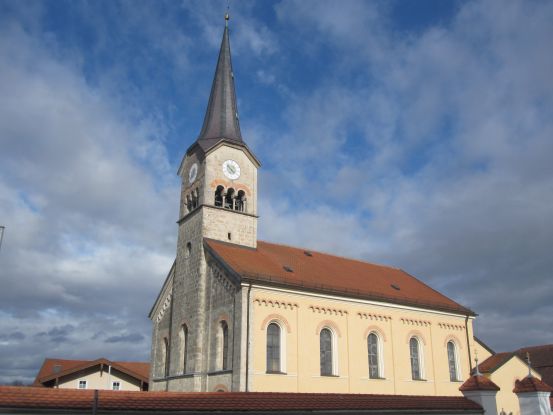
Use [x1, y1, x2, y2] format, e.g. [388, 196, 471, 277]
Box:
[0, 387, 483, 413]
[515, 344, 553, 387]
[477, 353, 514, 373]
[33, 358, 149, 386]
[459, 375, 500, 392]
[204, 239, 474, 315]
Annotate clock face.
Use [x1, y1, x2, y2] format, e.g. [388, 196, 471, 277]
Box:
[222, 160, 240, 180]
[188, 163, 198, 184]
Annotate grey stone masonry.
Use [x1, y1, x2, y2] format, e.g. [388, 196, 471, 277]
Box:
[149, 140, 258, 392]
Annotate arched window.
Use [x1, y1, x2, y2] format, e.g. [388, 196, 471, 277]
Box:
[410, 337, 423, 380]
[186, 195, 192, 212]
[218, 321, 230, 371]
[447, 341, 460, 381]
[162, 337, 170, 377]
[367, 332, 381, 379]
[224, 188, 235, 209]
[235, 190, 245, 212]
[320, 328, 334, 376]
[266, 323, 281, 373]
[191, 189, 198, 209]
[214, 185, 224, 207]
[180, 325, 188, 374]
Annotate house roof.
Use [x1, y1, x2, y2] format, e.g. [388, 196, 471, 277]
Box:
[515, 344, 553, 387]
[477, 353, 513, 374]
[459, 375, 500, 392]
[204, 239, 475, 316]
[0, 387, 483, 413]
[33, 358, 149, 386]
[513, 376, 553, 393]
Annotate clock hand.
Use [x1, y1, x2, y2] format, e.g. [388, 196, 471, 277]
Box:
[228, 165, 235, 174]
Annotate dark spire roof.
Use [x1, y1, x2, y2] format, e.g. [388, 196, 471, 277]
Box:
[197, 21, 242, 146]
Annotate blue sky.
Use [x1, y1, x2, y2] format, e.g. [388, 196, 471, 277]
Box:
[0, 0, 552, 384]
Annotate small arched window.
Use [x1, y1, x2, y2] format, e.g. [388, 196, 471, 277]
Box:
[447, 341, 459, 381]
[186, 195, 192, 212]
[163, 337, 170, 377]
[219, 321, 230, 371]
[410, 337, 422, 380]
[266, 323, 281, 373]
[191, 189, 198, 209]
[235, 190, 246, 212]
[224, 188, 235, 210]
[367, 332, 381, 379]
[180, 325, 188, 374]
[214, 186, 224, 207]
[320, 328, 334, 376]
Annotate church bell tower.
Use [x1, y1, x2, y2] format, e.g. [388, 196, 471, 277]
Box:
[151, 14, 260, 392]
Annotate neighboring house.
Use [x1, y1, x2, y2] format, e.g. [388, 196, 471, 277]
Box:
[34, 358, 149, 391]
[516, 345, 553, 388]
[149, 16, 481, 396]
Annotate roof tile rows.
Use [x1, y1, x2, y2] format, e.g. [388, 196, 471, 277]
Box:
[0, 387, 482, 412]
[459, 375, 500, 392]
[205, 239, 474, 315]
[513, 377, 553, 393]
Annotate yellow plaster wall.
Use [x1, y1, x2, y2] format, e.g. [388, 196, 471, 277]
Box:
[487, 357, 541, 415]
[57, 367, 143, 391]
[250, 286, 473, 395]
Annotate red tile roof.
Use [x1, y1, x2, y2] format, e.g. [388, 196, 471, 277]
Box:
[34, 358, 149, 386]
[0, 387, 483, 412]
[513, 376, 553, 393]
[515, 344, 553, 387]
[459, 375, 500, 392]
[205, 239, 474, 315]
[477, 353, 513, 373]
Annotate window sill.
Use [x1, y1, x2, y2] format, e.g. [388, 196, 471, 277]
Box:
[411, 378, 427, 382]
[368, 377, 386, 380]
[208, 369, 233, 376]
[266, 371, 287, 375]
[320, 374, 339, 378]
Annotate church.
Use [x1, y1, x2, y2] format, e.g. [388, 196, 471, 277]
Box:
[147, 15, 548, 411]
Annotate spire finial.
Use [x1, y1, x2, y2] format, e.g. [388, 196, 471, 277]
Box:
[225, 0, 230, 26]
[526, 352, 533, 378]
[474, 349, 481, 376]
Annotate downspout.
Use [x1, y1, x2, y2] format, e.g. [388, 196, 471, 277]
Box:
[245, 283, 252, 392]
[465, 315, 472, 372]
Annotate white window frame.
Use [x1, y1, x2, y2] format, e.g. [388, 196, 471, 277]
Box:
[78, 379, 87, 389]
[368, 331, 385, 379]
[111, 380, 121, 390]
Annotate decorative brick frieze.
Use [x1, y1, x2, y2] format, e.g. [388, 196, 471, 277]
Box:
[253, 298, 299, 310]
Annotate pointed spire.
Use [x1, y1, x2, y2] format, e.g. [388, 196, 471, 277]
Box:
[197, 14, 243, 144]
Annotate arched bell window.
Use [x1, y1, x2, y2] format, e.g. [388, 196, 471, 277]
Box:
[214, 185, 224, 207]
[235, 190, 246, 212]
[224, 188, 235, 210]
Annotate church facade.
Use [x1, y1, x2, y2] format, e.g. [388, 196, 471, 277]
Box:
[149, 18, 481, 396]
